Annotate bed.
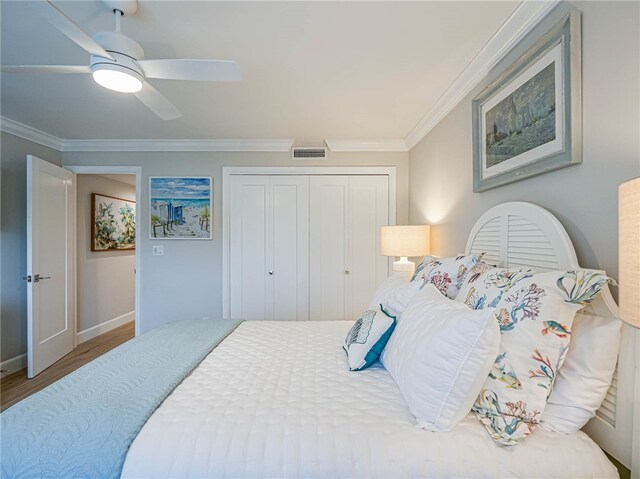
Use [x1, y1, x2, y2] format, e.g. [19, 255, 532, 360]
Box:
[122, 320, 617, 478]
[2, 202, 635, 478]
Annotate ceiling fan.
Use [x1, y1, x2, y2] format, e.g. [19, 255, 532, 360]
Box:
[2, 0, 241, 120]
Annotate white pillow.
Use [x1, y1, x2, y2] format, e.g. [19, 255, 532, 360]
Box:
[343, 305, 396, 371]
[381, 285, 500, 431]
[368, 274, 421, 317]
[368, 274, 407, 310]
[540, 313, 622, 433]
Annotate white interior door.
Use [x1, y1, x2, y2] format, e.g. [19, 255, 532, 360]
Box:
[268, 176, 309, 320]
[348, 176, 389, 318]
[229, 175, 270, 320]
[309, 176, 349, 320]
[27, 155, 76, 378]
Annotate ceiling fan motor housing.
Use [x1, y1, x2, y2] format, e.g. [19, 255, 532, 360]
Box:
[90, 31, 145, 83]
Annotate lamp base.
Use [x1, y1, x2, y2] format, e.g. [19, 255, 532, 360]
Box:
[392, 257, 415, 281]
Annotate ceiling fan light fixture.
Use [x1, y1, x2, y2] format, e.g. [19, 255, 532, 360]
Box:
[92, 63, 143, 93]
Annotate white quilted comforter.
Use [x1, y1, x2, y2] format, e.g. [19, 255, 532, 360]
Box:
[122, 321, 617, 478]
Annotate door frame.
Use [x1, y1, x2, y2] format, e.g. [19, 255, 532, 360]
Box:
[222, 166, 397, 319]
[65, 165, 142, 337]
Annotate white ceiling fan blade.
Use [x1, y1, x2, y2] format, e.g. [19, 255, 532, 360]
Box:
[1, 65, 91, 74]
[138, 59, 241, 82]
[38, 1, 114, 61]
[134, 82, 182, 121]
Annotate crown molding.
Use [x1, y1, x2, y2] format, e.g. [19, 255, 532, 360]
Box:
[404, 0, 560, 150]
[61, 138, 294, 152]
[1, 116, 64, 151]
[325, 139, 408, 152]
[0, 117, 406, 152]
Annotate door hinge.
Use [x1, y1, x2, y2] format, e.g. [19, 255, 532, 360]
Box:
[23, 275, 32, 283]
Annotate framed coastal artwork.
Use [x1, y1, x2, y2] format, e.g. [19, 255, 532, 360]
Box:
[472, 11, 582, 192]
[149, 177, 212, 239]
[91, 193, 136, 251]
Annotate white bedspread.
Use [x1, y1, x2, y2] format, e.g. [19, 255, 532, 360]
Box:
[122, 321, 617, 478]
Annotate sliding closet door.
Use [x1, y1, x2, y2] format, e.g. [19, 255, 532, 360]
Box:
[229, 176, 270, 320]
[268, 176, 309, 320]
[309, 176, 349, 320]
[348, 176, 389, 318]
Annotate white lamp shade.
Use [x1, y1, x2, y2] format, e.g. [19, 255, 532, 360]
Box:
[381, 225, 430, 257]
[619, 177, 640, 328]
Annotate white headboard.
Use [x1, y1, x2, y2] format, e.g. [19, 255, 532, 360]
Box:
[465, 201, 635, 470]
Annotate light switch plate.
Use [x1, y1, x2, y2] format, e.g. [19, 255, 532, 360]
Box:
[153, 245, 164, 256]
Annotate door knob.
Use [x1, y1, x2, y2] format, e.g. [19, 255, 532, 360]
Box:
[345, 270, 350, 275]
[268, 271, 273, 275]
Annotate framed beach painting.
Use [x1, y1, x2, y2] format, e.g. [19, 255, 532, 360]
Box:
[472, 11, 582, 192]
[149, 177, 212, 239]
[91, 193, 136, 251]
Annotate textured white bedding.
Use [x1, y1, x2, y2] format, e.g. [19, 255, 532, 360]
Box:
[122, 321, 617, 478]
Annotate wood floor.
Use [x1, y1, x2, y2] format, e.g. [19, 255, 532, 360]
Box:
[0, 321, 135, 411]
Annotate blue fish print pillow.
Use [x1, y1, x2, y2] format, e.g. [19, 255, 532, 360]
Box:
[472, 269, 613, 446]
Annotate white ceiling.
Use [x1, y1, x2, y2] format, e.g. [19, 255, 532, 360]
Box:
[1, 1, 517, 141]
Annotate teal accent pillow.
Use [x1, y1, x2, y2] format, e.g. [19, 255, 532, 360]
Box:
[343, 305, 396, 371]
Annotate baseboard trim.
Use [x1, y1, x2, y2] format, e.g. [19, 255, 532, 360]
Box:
[77, 311, 135, 344]
[0, 354, 27, 378]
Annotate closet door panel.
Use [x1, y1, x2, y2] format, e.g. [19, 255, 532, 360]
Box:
[309, 176, 348, 321]
[269, 176, 309, 320]
[229, 176, 269, 320]
[348, 176, 389, 318]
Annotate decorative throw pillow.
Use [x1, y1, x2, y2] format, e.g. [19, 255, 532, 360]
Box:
[540, 312, 621, 433]
[343, 305, 396, 371]
[456, 266, 532, 309]
[410, 255, 437, 282]
[382, 285, 500, 431]
[472, 270, 613, 446]
[413, 254, 484, 299]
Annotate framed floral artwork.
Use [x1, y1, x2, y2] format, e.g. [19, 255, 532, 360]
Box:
[91, 193, 136, 251]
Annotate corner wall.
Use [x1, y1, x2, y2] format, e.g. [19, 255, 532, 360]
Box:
[408, 1, 640, 294]
[76, 174, 136, 342]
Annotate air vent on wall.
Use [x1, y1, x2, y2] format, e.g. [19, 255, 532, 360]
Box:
[291, 146, 328, 161]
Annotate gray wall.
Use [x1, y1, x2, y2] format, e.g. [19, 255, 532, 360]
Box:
[76, 174, 135, 334]
[408, 1, 640, 297]
[62, 151, 409, 334]
[1, 132, 62, 362]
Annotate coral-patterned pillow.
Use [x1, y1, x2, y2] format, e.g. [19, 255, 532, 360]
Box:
[456, 266, 532, 309]
[472, 270, 613, 446]
[413, 254, 484, 299]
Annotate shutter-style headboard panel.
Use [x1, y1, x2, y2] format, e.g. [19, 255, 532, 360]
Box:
[465, 202, 634, 470]
[466, 201, 579, 270]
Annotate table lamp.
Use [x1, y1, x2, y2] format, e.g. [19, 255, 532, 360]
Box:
[381, 225, 430, 280]
[619, 177, 639, 479]
[619, 177, 639, 328]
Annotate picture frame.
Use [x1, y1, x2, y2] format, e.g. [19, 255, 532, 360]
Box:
[472, 11, 582, 192]
[149, 176, 213, 240]
[91, 193, 136, 251]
